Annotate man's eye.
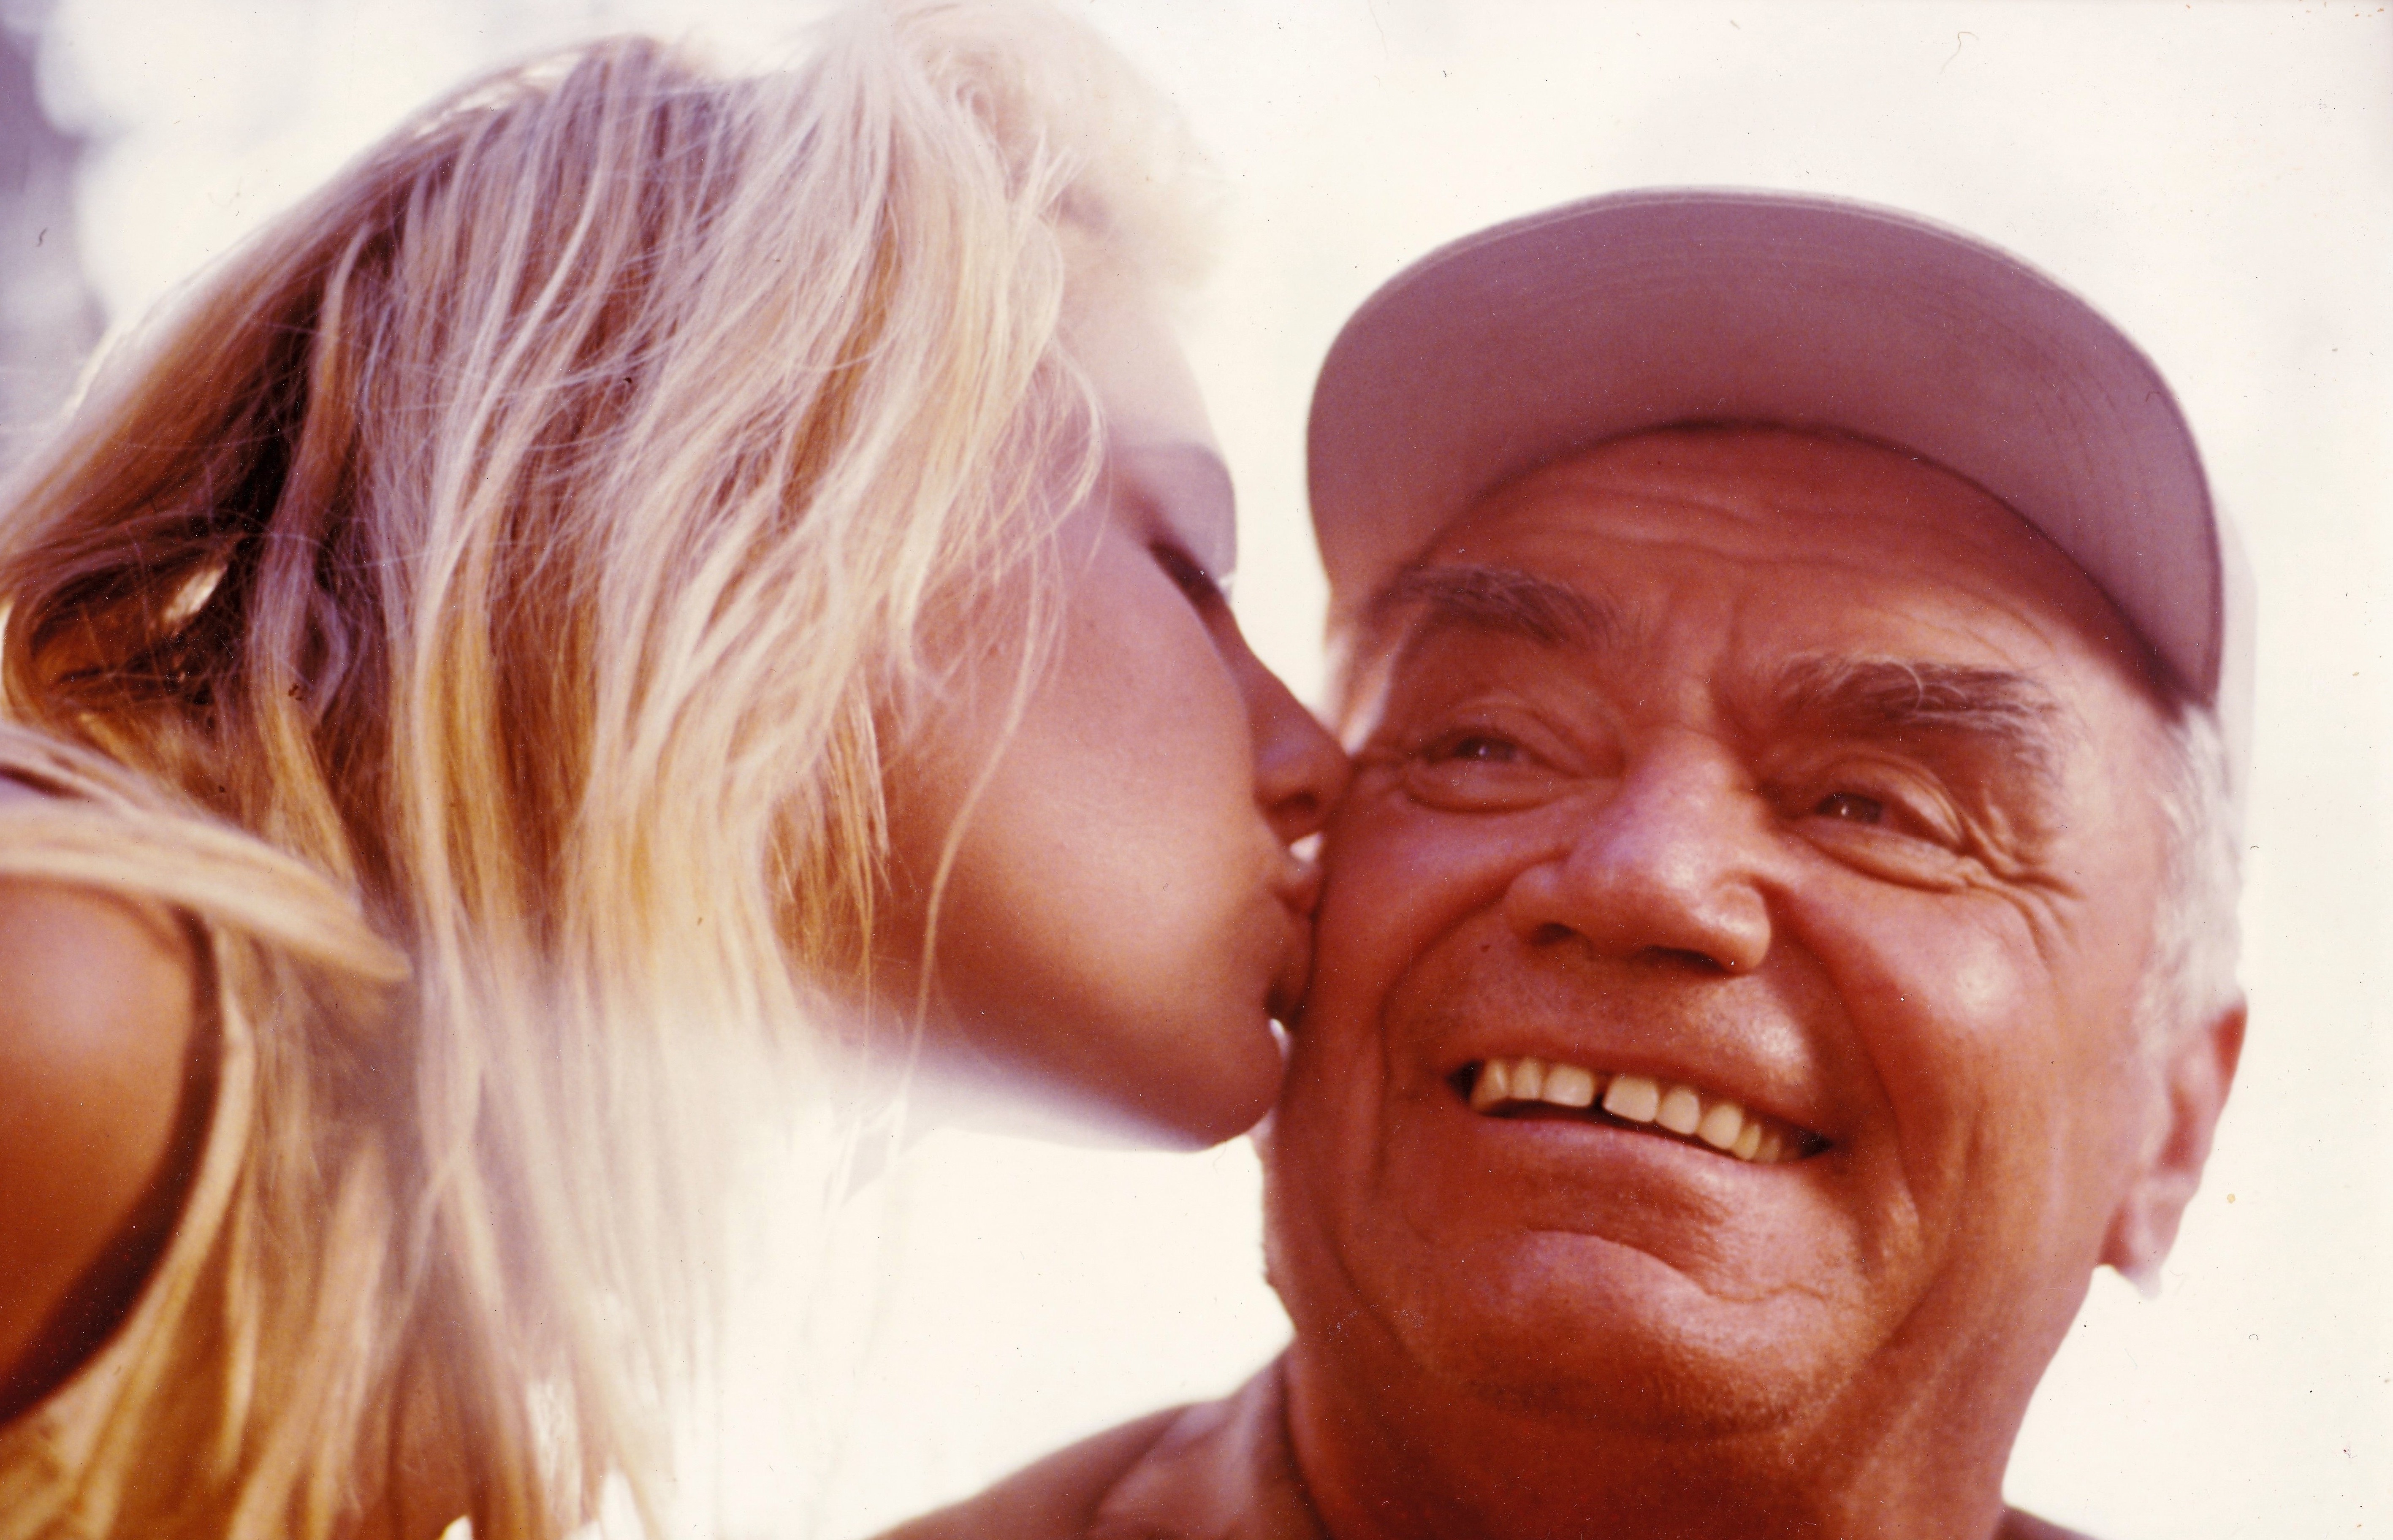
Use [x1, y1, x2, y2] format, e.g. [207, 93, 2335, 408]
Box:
[1432, 733, 1522, 764]
[1813, 792, 1885, 825]
[1393, 725, 1568, 813]
[1789, 773, 1981, 889]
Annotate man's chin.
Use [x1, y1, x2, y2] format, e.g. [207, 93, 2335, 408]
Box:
[1358, 1229, 1864, 1441]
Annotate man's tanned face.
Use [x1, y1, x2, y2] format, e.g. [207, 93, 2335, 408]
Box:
[1267, 426, 2187, 1444]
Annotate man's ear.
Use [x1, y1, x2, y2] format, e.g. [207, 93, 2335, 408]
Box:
[2101, 998, 2246, 1295]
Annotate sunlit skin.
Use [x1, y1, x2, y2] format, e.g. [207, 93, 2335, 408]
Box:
[884, 276, 1350, 1147]
[0, 777, 205, 1423]
[1265, 427, 2242, 1539]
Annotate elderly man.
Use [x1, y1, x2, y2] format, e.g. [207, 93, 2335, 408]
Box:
[894, 190, 2250, 1540]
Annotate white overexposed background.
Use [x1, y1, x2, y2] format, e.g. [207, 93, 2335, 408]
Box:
[16, 3, 2391, 1537]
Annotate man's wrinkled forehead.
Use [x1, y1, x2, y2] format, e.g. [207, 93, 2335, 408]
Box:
[1355, 559, 2076, 800]
[1331, 425, 2170, 731]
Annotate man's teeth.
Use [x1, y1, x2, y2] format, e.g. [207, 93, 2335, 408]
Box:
[1466, 1057, 1806, 1164]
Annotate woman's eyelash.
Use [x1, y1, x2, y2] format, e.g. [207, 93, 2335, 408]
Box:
[1151, 543, 1224, 604]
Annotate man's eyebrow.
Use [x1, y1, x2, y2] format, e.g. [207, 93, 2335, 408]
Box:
[1365, 564, 1623, 653]
[1771, 657, 2069, 778]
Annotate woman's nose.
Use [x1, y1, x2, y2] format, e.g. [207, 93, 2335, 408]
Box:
[1501, 736, 1773, 974]
[1221, 623, 1350, 847]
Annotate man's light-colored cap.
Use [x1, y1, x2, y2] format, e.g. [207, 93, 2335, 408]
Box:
[1308, 189, 2252, 779]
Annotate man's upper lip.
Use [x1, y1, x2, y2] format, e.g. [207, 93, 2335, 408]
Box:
[1434, 1030, 1834, 1142]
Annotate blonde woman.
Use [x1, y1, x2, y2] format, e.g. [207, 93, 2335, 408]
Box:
[0, 4, 1344, 1537]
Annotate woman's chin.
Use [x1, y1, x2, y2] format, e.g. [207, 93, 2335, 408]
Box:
[904, 999, 1286, 1151]
[1122, 1044, 1282, 1148]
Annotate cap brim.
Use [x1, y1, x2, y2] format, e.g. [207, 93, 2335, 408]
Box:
[1307, 189, 2226, 705]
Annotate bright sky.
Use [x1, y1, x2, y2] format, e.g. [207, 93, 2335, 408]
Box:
[27, 2, 2393, 1536]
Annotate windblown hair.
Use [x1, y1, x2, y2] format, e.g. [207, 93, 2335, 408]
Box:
[0, 3, 1208, 1535]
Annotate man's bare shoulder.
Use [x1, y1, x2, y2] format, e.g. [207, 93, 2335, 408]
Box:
[878, 1407, 1186, 1540]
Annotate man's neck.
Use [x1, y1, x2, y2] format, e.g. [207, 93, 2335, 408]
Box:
[1281, 1339, 2024, 1540]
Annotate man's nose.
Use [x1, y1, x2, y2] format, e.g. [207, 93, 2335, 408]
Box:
[1502, 735, 1773, 974]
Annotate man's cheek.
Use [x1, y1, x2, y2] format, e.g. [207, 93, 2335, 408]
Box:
[1808, 900, 2077, 1265]
[1303, 800, 1428, 1017]
[1271, 1024, 1397, 1293]
[1316, 792, 1540, 970]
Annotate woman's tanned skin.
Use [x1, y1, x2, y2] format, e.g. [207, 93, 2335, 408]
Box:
[0, 781, 207, 1423]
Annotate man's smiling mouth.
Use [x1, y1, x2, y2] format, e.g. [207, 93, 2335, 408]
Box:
[1453, 1057, 1825, 1166]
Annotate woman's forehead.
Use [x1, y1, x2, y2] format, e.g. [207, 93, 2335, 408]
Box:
[1067, 274, 1215, 460]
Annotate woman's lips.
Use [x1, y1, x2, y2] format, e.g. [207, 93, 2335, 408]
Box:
[1266, 911, 1316, 1028]
[1266, 854, 1324, 1024]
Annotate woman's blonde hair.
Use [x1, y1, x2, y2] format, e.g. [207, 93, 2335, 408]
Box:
[0, 3, 1209, 1534]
